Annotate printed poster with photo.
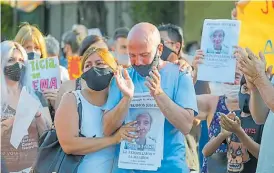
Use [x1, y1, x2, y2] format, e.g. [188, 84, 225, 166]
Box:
[25, 57, 61, 92]
[118, 93, 165, 171]
[198, 19, 241, 83]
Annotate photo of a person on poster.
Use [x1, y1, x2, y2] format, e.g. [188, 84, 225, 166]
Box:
[125, 112, 156, 151]
[207, 29, 229, 54]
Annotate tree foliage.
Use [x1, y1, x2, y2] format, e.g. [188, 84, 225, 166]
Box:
[130, 1, 180, 26]
[1, 4, 14, 40]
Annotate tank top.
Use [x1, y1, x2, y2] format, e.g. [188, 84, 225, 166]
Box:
[201, 96, 229, 173]
[74, 90, 115, 173]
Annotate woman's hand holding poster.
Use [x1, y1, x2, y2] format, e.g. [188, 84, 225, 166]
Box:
[198, 19, 241, 83]
[118, 92, 165, 171]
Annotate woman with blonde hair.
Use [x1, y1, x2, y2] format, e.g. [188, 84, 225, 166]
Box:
[14, 23, 59, 119]
[14, 23, 47, 59]
[1, 41, 51, 173]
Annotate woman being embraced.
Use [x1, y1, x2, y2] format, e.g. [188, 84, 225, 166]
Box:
[55, 47, 137, 173]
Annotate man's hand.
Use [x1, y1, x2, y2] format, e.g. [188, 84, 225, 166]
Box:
[115, 66, 134, 98]
[145, 66, 164, 96]
[237, 48, 266, 84]
[220, 113, 242, 134]
[192, 49, 204, 72]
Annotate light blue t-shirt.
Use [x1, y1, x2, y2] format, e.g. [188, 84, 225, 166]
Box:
[104, 63, 198, 173]
[256, 78, 274, 173]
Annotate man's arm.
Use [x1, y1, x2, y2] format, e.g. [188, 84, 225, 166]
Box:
[250, 87, 270, 124]
[154, 93, 194, 135]
[234, 127, 260, 158]
[153, 71, 198, 135]
[103, 96, 131, 136]
[254, 75, 274, 112]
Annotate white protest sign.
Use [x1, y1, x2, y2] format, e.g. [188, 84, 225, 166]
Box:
[198, 19, 241, 83]
[10, 87, 40, 149]
[26, 57, 61, 92]
[118, 93, 165, 171]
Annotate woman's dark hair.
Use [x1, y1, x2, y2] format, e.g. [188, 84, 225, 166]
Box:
[78, 35, 105, 56]
[240, 75, 247, 86]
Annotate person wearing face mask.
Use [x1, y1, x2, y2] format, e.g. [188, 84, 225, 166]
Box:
[55, 35, 109, 109]
[217, 76, 263, 173]
[14, 23, 59, 121]
[111, 27, 131, 67]
[55, 47, 137, 173]
[193, 48, 242, 173]
[14, 23, 48, 60]
[1, 41, 51, 173]
[103, 22, 198, 173]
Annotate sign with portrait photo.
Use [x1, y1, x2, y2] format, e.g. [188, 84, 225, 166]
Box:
[198, 19, 241, 83]
[118, 93, 165, 171]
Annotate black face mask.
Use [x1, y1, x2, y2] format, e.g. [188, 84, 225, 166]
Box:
[238, 91, 250, 114]
[81, 67, 114, 91]
[132, 47, 160, 77]
[27, 52, 41, 60]
[4, 62, 24, 82]
[161, 44, 177, 61]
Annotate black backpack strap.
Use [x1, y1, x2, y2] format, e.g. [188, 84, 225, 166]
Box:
[70, 91, 84, 136]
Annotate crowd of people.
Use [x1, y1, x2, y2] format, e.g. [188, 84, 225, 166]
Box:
[1, 5, 274, 173]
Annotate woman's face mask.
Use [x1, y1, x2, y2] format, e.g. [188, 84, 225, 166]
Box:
[81, 67, 114, 91]
[4, 62, 25, 82]
[27, 52, 41, 60]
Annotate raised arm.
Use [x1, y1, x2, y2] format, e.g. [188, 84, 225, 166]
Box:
[146, 67, 198, 135]
[237, 48, 274, 124]
[221, 114, 260, 158]
[55, 92, 136, 155]
[103, 68, 134, 136]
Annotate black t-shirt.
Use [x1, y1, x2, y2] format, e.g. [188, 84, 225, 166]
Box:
[227, 113, 263, 173]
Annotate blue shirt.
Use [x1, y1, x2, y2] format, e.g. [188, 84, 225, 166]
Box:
[104, 63, 198, 173]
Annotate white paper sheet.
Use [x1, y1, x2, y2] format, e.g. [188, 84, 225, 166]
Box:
[198, 19, 241, 83]
[118, 92, 165, 170]
[10, 87, 40, 149]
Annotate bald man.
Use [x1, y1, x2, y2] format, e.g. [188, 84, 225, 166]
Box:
[103, 22, 198, 172]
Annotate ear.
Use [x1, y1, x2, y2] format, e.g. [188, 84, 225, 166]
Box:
[175, 41, 183, 54]
[157, 43, 164, 57]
